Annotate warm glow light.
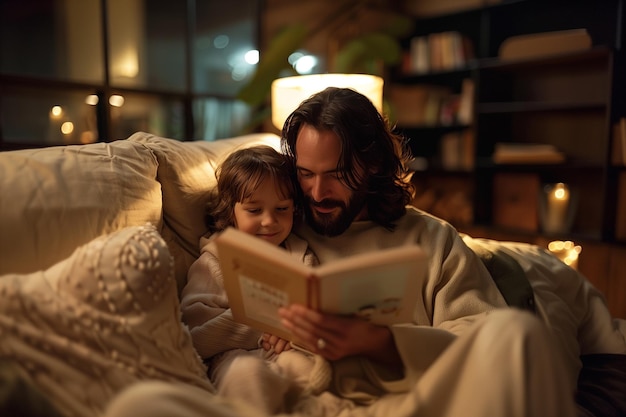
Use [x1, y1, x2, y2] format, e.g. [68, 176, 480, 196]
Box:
[542, 182, 572, 233]
[85, 95, 99, 106]
[61, 122, 74, 135]
[109, 95, 125, 107]
[548, 240, 582, 269]
[115, 48, 139, 78]
[271, 73, 384, 130]
[50, 105, 63, 118]
[553, 183, 568, 200]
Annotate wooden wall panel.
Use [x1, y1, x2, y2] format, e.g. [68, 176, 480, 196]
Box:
[577, 242, 610, 298]
[608, 246, 626, 319]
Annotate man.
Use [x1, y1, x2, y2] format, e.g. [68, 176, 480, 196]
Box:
[272, 86, 578, 416]
[105, 88, 616, 417]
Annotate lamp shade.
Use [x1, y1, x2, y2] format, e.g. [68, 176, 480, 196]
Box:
[271, 73, 384, 130]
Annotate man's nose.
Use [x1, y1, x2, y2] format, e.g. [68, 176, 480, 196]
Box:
[310, 177, 327, 201]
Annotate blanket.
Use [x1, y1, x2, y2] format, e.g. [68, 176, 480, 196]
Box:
[3, 227, 626, 417]
[0, 225, 214, 417]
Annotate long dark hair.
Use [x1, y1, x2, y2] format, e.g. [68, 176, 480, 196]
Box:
[281, 87, 414, 230]
[206, 145, 296, 233]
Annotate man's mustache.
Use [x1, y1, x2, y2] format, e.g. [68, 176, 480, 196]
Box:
[308, 198, 343, 210]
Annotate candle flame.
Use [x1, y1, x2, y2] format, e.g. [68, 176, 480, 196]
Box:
[553, 182, 569, 200]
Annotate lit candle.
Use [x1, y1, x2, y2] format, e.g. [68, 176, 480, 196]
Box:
[543, 183, 570, 233]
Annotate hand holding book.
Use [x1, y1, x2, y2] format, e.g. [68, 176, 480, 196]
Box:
[215, 227, 428, 344]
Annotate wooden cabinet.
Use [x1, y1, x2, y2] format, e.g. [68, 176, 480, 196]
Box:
[391, 0, 626, 316]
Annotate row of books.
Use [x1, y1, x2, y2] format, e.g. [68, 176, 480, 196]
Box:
[389, 78, 474, 127]
[492, 143, 566, 165]
[403, 31, 475, 75]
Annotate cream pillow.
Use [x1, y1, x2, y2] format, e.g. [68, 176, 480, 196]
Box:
[0, 224, 214, 417]
[0, 140, 162, 277]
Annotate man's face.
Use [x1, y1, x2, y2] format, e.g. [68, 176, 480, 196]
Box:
[294, 124, 367, 236]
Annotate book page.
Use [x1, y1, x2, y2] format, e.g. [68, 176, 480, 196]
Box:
[217, 228, 428, 337]
[237, 269, 292, 334]
[216, 228, 311, 341]
[316, 246, 427, 325]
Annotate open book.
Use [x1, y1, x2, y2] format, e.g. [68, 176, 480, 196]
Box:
[215, 227, 428, 342]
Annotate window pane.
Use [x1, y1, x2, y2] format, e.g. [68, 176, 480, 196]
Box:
[194, 97, 252, 141]
[109, 92, 184, 140]
[107, 0, 187, 91]
[194, 0, 259, 96]
[0, 0, 103, 83]
[1, 87, 98, 146]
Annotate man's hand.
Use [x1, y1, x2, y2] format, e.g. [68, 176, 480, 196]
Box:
[278, 304, 402, 366]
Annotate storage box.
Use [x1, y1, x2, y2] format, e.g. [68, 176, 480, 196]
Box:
[492, 173, 540, 231]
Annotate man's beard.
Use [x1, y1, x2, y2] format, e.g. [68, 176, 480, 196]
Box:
[303, 192, 367, 237]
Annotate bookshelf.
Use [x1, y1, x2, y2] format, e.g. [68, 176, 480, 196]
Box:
[390, 0, 626, 317]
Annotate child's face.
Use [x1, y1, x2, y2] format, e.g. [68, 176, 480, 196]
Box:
[233, 176, 294, 246]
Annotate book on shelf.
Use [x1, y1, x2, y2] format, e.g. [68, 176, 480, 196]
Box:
[441, 129, 475, 171]
[410, 36, 429, 74]
[389, 79, 473, 128]
[498, 29, 591, 62]
[456, 78, 474, 125]
[389, 84, 451, 126]
[407, 31, 474, 74]
[215, 227, 428, 343]
[492, 143, 566, 164]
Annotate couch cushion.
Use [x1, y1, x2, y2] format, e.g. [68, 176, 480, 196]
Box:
[127, 132, 281, 293]
[0, 140, 162, 276]
[0, 224, 214, 417]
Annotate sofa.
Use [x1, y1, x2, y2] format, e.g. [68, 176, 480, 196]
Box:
[1, 132, 625, 417]
[0, 131, 282, 417]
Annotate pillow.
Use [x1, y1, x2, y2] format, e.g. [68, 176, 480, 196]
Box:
[0, 140, 162, 277]
[127, 132, 281, 293]
[0, 224, 214, 417]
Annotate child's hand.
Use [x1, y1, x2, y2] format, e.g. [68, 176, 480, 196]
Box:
[260, 333, 292, 353]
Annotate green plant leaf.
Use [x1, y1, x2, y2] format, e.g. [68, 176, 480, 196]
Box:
[333, 32, 402, 73]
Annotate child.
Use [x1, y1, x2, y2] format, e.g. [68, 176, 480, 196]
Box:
[180, 145, 331, 414]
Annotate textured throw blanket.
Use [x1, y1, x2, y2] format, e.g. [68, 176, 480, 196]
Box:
[0, 225, 214, 417]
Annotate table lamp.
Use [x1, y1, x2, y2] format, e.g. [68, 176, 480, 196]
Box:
[270, 73, 384, 130]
